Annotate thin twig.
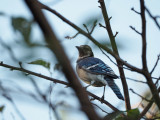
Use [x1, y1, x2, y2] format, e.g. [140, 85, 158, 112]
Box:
[150, 54, 160, 74]
[92, 103, 108, 114]
[130, 26, 141, 35]
[30, 78, 46, 100]
[126, 77, 147, 84]
[0, 84, 26, 120]
[152, 77, 160, 80]
[131, 7, 141, 15]
[99, 23, 106, 28]
[89, 20, 97, 35]
[130, 88, 151, 102]
[145, 7, 160, 30]
[99, 47, 131, 71]
[99, 47, 117, 66]
[154, 76, 160, 86]
[65, 32, 79, 39]
[83, 24, 90, 33]
[0, 39, 18, 61]
[87, 91, 119, 111]
[114, 32, 118, 38]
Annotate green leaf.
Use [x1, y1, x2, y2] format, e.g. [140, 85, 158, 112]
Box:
[0, 105, 5, 112]
[28, 59, 50, 70]
[103, 111, 124, 120]
[127, 108, 140, 120]
[115, 109, 140, 120]
[11, 17, 33, 46]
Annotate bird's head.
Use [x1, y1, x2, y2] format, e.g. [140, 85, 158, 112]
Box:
[76, 45, 94, 60]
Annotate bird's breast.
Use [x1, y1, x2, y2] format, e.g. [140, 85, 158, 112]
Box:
[76, 66, 107, 87]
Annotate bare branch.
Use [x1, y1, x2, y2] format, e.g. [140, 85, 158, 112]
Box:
[92, 103, 108, 114]
[83, 24, 90, 33]
[65, 32, 79, 39]
[126, 77, 147, 84]
[140, 0, 148, 71]
[0, 39, 18, 61]
[99, 47, 131, 71]
[145, 7, 160, 30]
[114, 32, 119, 38]
[131, 7, 141, 15]
[154, 76, 160, 86]
[140, 0, 160, 109]
[89, 20, 97, 35]
[130, 88, 151, 102]
[99, 23, 106, 28]
[130, 26, 141, 35]
[150, 54, 160, 74]
[98, 0, 131, 110]
[0, 84, 26, 120]
[88, 91, 119, 111]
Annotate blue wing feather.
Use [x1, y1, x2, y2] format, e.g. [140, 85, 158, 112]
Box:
[77, 57, 118, 79]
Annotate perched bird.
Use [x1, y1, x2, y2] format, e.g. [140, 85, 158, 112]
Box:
[76, 45, 124, 100]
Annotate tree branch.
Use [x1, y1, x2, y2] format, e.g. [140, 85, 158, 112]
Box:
[131, 7, 141, 15]
[0, 61, 119, 112]
[145, 7, 160, 30]
[150, 54, 160, 74]
[140, 0, 160, 110]
[130, 26, 141, 35]
[98, 0, 131, 110]
[138, 98, 154, 120]
[24, 0, 100, 119]
[140, 0, 148, 71]
[38, 1, 143, 74]
[130, 88, 151, 102]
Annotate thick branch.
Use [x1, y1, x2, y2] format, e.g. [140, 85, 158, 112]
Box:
[0, 61, 119, 112]
[98, 0, 131, 110]
[24, 0, 100, 119]
[140, 0, 148, 70]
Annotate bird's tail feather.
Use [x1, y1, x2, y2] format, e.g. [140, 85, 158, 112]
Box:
[105, 77, 124, 100]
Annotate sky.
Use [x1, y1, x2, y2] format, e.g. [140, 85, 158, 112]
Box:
[0, 0, 160, 120]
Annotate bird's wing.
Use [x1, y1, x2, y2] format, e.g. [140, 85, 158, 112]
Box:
[77, 57, 118, 79]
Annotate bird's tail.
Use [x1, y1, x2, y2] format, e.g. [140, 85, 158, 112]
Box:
[105, 77, 124, 100]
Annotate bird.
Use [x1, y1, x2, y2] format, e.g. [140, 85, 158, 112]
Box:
[76, 45, 124, 100]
